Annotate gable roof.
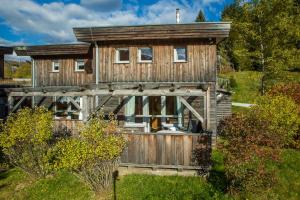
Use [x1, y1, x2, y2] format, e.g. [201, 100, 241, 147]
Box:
[73, 22, 231, 43]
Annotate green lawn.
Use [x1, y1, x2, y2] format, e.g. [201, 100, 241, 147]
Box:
[1, 149, 299, 200]
[219, 71, 262, 103]
[219, 71, 300, 104]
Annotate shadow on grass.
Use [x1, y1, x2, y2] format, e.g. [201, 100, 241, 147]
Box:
[0, 170, 9, 180]
[207, 151, 229, 193]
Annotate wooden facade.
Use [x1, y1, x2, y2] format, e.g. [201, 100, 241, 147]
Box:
[99, 40, 216, 83]
[10, 22, 231, 174]
[33, 55, 94, 86]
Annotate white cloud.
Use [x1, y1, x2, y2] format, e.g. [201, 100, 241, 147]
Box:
[0, 0, 222, 44]
[80, 0, 122, 11]
[0, 37, 25, 46]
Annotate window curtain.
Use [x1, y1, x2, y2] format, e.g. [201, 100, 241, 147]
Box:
[125, 96, 135, 123]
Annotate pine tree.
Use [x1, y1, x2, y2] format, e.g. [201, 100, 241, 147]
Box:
[195, 10, 206, 22]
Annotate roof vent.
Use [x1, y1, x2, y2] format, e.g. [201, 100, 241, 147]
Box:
[176, 8, 180, 24]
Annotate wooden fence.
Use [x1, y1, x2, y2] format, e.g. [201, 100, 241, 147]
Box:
[120, 132, 211, 170]
[53, 119, 83, 136]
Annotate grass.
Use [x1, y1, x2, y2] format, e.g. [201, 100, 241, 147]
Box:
[0, 169, 92, 200]
[115, 174, 230, 200]
[219, 71, 263, 103]
[219, 71, 300, 103]
[1, 149, 299, 199]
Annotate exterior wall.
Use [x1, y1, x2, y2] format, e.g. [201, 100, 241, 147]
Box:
[32, 39, 217, 86]
[217, 94, 232, 124]
[98, 39, 216, 83]
[34, 54, 95, 87]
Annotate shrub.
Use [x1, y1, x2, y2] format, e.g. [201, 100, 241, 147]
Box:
[0, 107, 53, 178]
[268, 83, 300, 148]
[218, 114, 281, 195]
[218, 95, 300, 195]
[267, 83, 300, 113]
[50, 114, 126, 192]
[229, 76, 238, 89]
[250, 95, 300, 147]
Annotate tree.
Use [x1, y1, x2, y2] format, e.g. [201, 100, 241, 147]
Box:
[220, 0, 300, 93]
[195, 10, 206, 22]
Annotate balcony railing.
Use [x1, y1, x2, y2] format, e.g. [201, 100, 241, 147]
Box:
[0, 78, 31, 87]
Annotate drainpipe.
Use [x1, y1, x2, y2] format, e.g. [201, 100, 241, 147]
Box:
[95, 42, 99, 106]
[95, 42, 99, 85]
[32, 58, 35, 88]
[31, 58, 35, 107]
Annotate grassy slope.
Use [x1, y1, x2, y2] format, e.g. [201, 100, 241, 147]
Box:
[219, 71, 262, 103]
[0, 149, 299, 200]
[219, 71, 300, 104]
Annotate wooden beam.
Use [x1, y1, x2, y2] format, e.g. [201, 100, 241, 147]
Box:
[178, 96, 204, 123]
[67, 97, 81, 110]
[11, 96, 27, 113]
[8, 89, 205, 97]
[206, 86, 211, 130]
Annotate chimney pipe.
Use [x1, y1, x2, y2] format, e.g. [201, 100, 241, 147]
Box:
[176, 8, 180, 24]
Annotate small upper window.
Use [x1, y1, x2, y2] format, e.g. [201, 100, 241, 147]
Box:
[75, 59, 85, 72]
[116, 48, 129, 63]
[138, 47, 153, 62]
[52, 60, 59, 72]
[174, 46, 187, 62]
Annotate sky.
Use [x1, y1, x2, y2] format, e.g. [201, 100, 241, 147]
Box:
[0, 0, 233, 46]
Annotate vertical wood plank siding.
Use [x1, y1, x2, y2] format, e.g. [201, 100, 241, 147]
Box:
[217, 95, 232, 123]
[53, 120, 83, 136]
[34, 55, 95, 87]
[121, 133, 211, 168]
[99, 40, 216, 83]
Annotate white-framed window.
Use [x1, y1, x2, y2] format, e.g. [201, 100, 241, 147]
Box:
[54, 96, 83, 120]
[75, 59, 85, 72]
[138, 47, 153, 63]
[174, 46, 187, 62]
[115, 48, 130, 63]
[52, 60, 60, 72]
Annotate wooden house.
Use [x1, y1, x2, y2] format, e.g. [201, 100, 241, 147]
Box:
[10, 22, 231, 175]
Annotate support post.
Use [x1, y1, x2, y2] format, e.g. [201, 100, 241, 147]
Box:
[82, 96, 88, 122]
[7, 95, 13, 113]
[143, 96, 150, 132]
[176, 97, 183, 128]
[95, 42, 99, 107]
[206, 86, 211, 130]
[31, 58, 35, 106]
[161, 96, 166, 126]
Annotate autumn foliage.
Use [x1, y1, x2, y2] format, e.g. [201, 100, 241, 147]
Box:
[218, 95, 300, 194]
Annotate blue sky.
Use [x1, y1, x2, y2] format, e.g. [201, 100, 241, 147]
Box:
[0, 0, 233, 45]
